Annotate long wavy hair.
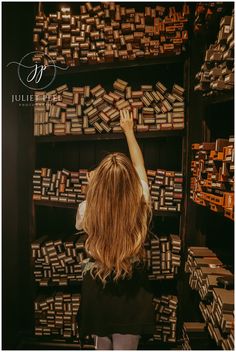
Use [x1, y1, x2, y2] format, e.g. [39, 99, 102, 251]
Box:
[82, 152, 151, 284]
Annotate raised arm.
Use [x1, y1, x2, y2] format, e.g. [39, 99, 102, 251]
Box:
[120, 109, 148, 184]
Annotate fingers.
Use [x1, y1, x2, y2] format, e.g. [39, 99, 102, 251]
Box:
[120, 109, 132, 120]
[120, 109, 125, 120]
[120, 109, 126, 122]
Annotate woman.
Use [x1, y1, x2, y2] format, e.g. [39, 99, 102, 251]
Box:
[76, 109, 155, 350]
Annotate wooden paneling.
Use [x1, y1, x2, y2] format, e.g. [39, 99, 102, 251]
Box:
[2, 2, 37, 348]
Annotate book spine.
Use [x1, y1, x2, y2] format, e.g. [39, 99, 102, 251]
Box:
[191, 137, 234, 220]
[194, 11, 234, 94]
[146, 234, 181, 280]
[147, 168, 183, 211]
[34, 291, 81, 339]
[33, 4, 189, 66]
[32, 168, 88, 203]
[34, 81, 185, 136]
[153, 295, 178, 343]
[32, 233, 87, 285]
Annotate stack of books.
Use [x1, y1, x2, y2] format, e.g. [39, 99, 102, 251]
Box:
[145, 233, 181, 280]
[32, 168, 88, 204]
[32, 167, 184, 213]
[32, 233, 87, 286]
[34, 80, 185, 136]
[152, 295, 178, 343]
[182, 322, 213, 350]
[207, 287, 234, 349]
[190, 137, 234, 220]
[34, 292, 80, 339]
[185, 246, 232, 292]
[33, 3, 190, 66]
[147, 169, 183, 211]
[195, 12, 234, 94]
[185, 246, 234, 350]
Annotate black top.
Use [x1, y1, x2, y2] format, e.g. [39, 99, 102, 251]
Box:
[77, 262, 156, 338]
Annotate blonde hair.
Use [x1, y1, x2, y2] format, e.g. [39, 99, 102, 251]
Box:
[82, 152, 151, 284]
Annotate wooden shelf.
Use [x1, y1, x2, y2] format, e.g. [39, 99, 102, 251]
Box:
[35, 130, 185, 143]
[36, 281, 82, 288]
[45, 53, 186, 76]
[153, 210, 181, 217]
[17, 335, 84, 350]
[34, 200, 78, 209]
[191, 199, 234, 222]
[203, 91, 234, 105]
[139, 340, 179, 350]
[34, 277, 179, 290]
[34, 200, 181, 217]
[148, 276, 178, 281]
[18, 333, 180, 350]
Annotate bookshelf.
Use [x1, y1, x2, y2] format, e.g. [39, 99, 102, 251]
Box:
[190, 96, 234, 269]
[35, 130, 185, 143]
[34, 200, 182, 217]
[3, 1, 194, 350]
[202, 91, 234, 105]
[29, 30, 190, 349]
[183, 5, 234, 350]
[3, 1, 235, 350]
[44, 53, 187, 76]
[189, 96, 234, 265]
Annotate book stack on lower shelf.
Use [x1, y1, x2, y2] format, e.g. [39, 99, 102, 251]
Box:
[34, 292, 80, 340]
[185, 246, 234, 350]
[147, 169, 183, 212]
[34, 80, 185, 136]
[33, 3, 189, 66]
[33, 168, 88, 204]
[31, 231, 180, 344]
[32, 233, 87, 286]
[181, 322, 213, 350]
[32, 232, 181, 284]
[33, 167, 184, 213]
[208, 288, 234, 350]
[195, 12, 234, 95]
[33, 291, 178, 346]
[152, 295, 178, 343]
[145, 233, 181, 280]
[190, 137, 234, 220]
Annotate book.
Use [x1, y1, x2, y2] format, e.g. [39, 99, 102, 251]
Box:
[147, 169, 183, 212]
[34, 80, 185, 136]
[34, 291, 81, 339]
[33, 168, 88, 204]
[33, 167, 183, 213]
[31, 232, 87, 286]
[33, 3, 189, 66]
[146, 233, 181, 280]
[153, 295, 178, 343]
[194, 11, 234, 94]
[185, 245, 234, 349]
[190, 137, 234, 219]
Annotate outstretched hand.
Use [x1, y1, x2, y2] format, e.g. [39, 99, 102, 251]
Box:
[120, 109, 148, 185]
[120, 109, 134, 135]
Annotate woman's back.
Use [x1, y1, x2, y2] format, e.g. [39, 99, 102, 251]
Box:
[76, 110, 156, 350]
[79, 152, 151, 284]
